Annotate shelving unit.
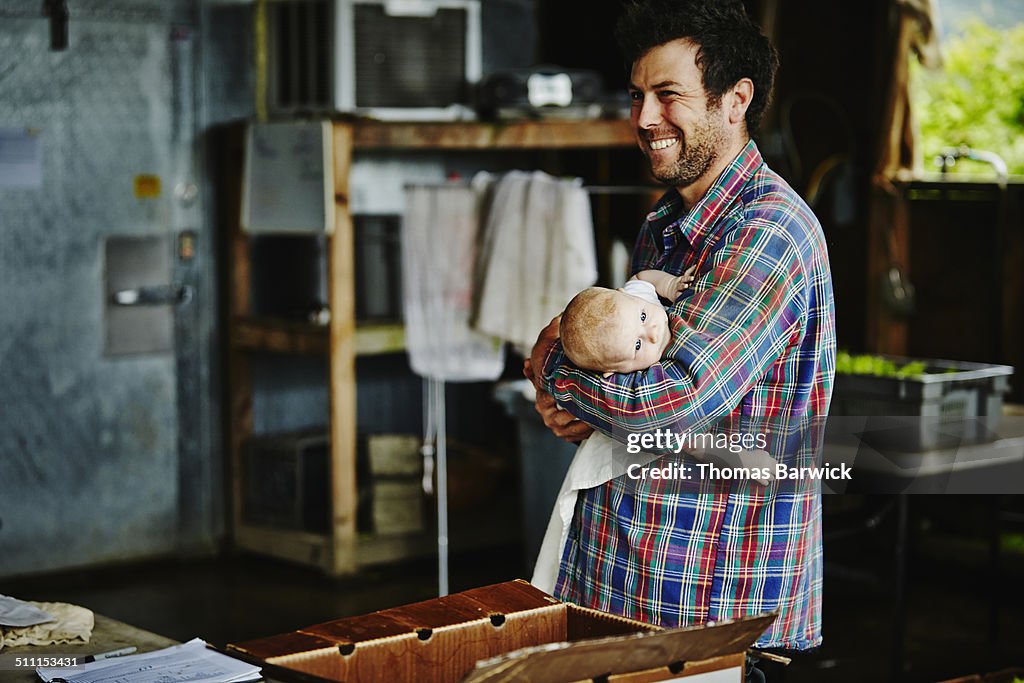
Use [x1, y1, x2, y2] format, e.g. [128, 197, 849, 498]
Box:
[224, 118, 636, 575]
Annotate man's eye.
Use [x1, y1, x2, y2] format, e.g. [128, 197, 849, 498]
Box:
[635, 339, 642, 352]
[640, 310, 647, 323]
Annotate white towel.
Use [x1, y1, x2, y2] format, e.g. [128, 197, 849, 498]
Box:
[402, 179, 505, 382]
[531, 433, 777, 595]
[0, 602, 94, 650]
[531, 431, 664, 595]
[474, 171, 597, 355]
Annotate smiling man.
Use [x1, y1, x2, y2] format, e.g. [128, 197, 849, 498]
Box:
[631, 40, 731, 194]
[526, 0, 836, 661]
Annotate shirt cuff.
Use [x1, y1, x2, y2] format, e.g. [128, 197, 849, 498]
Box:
[539, 338, 567, 393]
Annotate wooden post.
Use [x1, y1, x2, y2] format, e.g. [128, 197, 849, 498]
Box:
[329, 122, 358, 574]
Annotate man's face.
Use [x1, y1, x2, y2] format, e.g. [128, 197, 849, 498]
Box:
[628, 38, 727, 188]
[601, 290, 670, 374]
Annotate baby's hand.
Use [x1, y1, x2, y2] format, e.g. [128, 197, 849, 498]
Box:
[680, 264, 696, 287]
[663, 265, 696, 300]
[635, 267, 698, 302]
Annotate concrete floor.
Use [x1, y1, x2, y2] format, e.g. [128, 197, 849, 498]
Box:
[0, 544, 530, 648]
[2, 502, 1023, 683]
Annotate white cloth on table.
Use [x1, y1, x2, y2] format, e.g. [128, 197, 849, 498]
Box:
[0, 601, 93, 650]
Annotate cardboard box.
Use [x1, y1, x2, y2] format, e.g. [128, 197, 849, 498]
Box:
[371, 478, 424, 535]
[227, 579, 775, 683]
[365, 434, 422, 477]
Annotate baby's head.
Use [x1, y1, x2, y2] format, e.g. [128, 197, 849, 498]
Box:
[560, 286, 670, 375]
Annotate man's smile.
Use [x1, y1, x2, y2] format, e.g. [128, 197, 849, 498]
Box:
[648, 137, 679, 151]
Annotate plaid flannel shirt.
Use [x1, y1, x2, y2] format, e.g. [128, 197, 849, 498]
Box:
[540, 140, 835, 649]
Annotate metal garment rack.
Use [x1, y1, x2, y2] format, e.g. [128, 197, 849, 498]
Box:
[421, 378, 449, 595]
[405, 181, 662, 196]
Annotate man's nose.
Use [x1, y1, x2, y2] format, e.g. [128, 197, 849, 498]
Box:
[645, 325, 660, 343]
[634, 95, 662, 129]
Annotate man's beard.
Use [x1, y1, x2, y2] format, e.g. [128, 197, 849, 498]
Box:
[646, 109, 725, 188]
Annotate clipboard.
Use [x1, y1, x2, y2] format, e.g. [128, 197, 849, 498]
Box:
[241, 120, 335, 234]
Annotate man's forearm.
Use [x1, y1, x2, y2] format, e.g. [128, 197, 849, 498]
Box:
[540, 332, 721, 437]
[541, 225, 805, 436]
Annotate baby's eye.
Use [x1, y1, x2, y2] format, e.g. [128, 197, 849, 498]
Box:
[635, 339, 642, 352]
[640, 310, 647, 323]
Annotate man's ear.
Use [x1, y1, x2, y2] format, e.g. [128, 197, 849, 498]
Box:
[726, 78, 754, 126]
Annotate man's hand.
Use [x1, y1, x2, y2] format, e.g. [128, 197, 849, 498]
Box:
[523, 315, 594, 443]
[533, 389, 594, 443]
[527, 314, 561, 390]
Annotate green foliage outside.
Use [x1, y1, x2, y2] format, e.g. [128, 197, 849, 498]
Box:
[911, 20, 1024, 177]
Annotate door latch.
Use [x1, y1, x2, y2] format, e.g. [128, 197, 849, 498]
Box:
[110, 283, 194, 307]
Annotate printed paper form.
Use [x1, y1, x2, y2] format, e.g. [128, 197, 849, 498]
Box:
[36, 638, 260, 683]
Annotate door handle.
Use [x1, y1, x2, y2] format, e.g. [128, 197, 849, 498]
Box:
[110, 283, 193, 306]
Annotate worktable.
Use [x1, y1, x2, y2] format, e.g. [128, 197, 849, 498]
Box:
[1, 614, 177, 683]
[822, 415, 1024, 493]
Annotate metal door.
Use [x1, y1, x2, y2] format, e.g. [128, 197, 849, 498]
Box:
[0, 1, 214, 577]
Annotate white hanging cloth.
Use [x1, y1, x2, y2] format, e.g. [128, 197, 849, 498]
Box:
[473, 171, 598, 356]
[402, 178, 505, 382]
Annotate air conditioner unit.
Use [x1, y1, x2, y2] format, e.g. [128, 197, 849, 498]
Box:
[267, 0, 481, 120]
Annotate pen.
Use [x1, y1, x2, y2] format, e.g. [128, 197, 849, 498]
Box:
[82, 646, 137, 663]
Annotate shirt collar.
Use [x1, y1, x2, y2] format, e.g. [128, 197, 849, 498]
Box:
[646, 139, 764, 249]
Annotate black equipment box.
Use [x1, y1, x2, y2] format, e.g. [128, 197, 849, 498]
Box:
[477, 66, 605, 119]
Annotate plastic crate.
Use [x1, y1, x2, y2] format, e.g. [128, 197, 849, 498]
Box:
[242, 429, 329, 532]
[829, 356, 1014, 452]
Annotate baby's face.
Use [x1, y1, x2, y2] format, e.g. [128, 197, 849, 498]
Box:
[602, 290, 670, 373]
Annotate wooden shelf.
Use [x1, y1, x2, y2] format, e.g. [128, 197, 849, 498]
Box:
[231, 317, 405, 356]
[232, 318, 328, 354]
[226, 119, 635, 575]
[349, 118, 636, 151]
[235, 521, 409, 570]
[355, 323, 406, 355]
[236, 511, 518, 571]
[357, 512, 520, 566]
[234, 524, 334, 571]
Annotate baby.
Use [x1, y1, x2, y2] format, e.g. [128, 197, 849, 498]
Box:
[560, 267, 695, 375]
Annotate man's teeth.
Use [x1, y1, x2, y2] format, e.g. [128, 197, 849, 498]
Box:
[649, 138, 678, 151]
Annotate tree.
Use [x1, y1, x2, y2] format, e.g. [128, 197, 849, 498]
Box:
[912, 19, 1024, 177]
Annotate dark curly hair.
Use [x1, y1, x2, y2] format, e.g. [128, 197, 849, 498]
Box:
[615, 0, 779, 137]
